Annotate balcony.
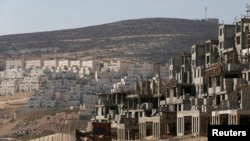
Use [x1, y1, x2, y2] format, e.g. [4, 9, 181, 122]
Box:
[208, 86, 222, 94]
[193, 77, 203, 84]
[166, 79, 177, 88]
[176, 97, 183, 104]
[222, 64, 242, 72]
[95, 115, 106, 120]
[166, 97, 177, 104]
[160, 100, 166, 106]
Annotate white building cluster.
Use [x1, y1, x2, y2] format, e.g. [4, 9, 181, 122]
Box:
[0, 58, 169, 115]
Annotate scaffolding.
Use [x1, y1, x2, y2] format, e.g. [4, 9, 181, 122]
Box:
[228, 79, 248, 101]
[243, 24, 250, 68]
[204, 63, 221, 78]
[166, 79, 177, 88]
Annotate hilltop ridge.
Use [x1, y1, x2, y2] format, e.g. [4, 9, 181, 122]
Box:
[0, 18, 219, 63]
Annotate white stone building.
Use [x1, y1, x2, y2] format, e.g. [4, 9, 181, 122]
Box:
[6, 60, 25, 70]
[0, 79, 18, 96]
[127, 62, 154, 79]
[26, 60, 42, 69]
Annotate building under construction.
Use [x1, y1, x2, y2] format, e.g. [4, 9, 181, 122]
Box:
[87, 15, 250, 141]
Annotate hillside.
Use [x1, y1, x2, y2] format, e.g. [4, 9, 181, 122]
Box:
[0, 18, 219, 63]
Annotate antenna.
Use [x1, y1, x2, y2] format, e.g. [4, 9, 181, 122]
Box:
[205, 6, 207, 20]
[246, 3, 250, 17]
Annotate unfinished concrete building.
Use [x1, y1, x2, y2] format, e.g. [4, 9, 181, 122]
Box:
[90, 15, 250, 140]
[171, 17, 250, 137]
[91, 74, 177, 140]
[210, 17, 250, 126]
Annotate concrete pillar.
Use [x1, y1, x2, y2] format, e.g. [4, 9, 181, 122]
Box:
[214, 116, 216, 125]
[234, 115, 238, 125]
[117, 129, 120, 140]
[180, 117, 183, 134]
[236, 115, 239, 124]
[232, 115, 235, 125]
[193, 117, 196, 133]
[120, 129, 121, 140]
[177, 118, 179, 134]
[123, 129, 125, 140]
[229, 115, 232, 125]
[182, 117, 184, 134]
[194, 117, 196, 133]
[153, 123, 155, 137]
[158, 122, 160, 137]
[159, 122, 161, 137]
[141, 123, 143, 138]
[166, 123, 169, 134]
[234, 115, 236, 125]
[218, 115, 220, 125]
[211, 116, 213, 125]
[196, 117, 198, 133]
[154, 123, 157, 137]
[195, 117, 198, 133]
[179, 117, 181, 134]
[215, 116, 218, 125]
[156, 123, 158, 137]
[155, 123, 157, 137]
[197, 116, 200, 135]
[141, 123, 143, 136]
[214, 116, 217, 125]
[121, 129, 123, 140]
[128, 130, 130, 140]
[139, 123, 145, 139]
[177, 117, 184, 136]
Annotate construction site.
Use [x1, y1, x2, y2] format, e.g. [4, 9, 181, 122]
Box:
[83, 14, 250, 141]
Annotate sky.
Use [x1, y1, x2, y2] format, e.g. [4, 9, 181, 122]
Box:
[0, 0, 249, 36]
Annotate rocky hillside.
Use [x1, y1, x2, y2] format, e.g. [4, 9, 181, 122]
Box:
[0, 18, 219, 63]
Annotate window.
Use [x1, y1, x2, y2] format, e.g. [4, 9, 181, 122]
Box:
[248, 72, 250, 81]
[208, 77, 212, 87]
[236, 36, 241, 45]
[216, 76, 220, 86]
[219, 42, 222, 48]
[236, 22, 241, 33]
[192, 48, 195, 54]
[219, 28, 223, 36]
[206, 56, 210, 64]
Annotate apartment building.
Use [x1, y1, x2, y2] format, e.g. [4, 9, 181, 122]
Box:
[19, 76, 40, 92]
[0, 79, 18, 96]
[101, 60, 129, 76]
[127, 62, 154, 79]
[6, 60, 25, 70]
[26, 60, 42, 69]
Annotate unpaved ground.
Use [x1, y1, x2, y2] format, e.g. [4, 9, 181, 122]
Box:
[0, 93, 86, 140]
[0, 93, 31, 101]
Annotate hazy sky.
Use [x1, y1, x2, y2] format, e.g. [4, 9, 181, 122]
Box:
[0, 0, 249, 36]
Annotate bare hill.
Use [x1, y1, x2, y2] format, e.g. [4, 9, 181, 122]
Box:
[0, 18, 219, 63]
